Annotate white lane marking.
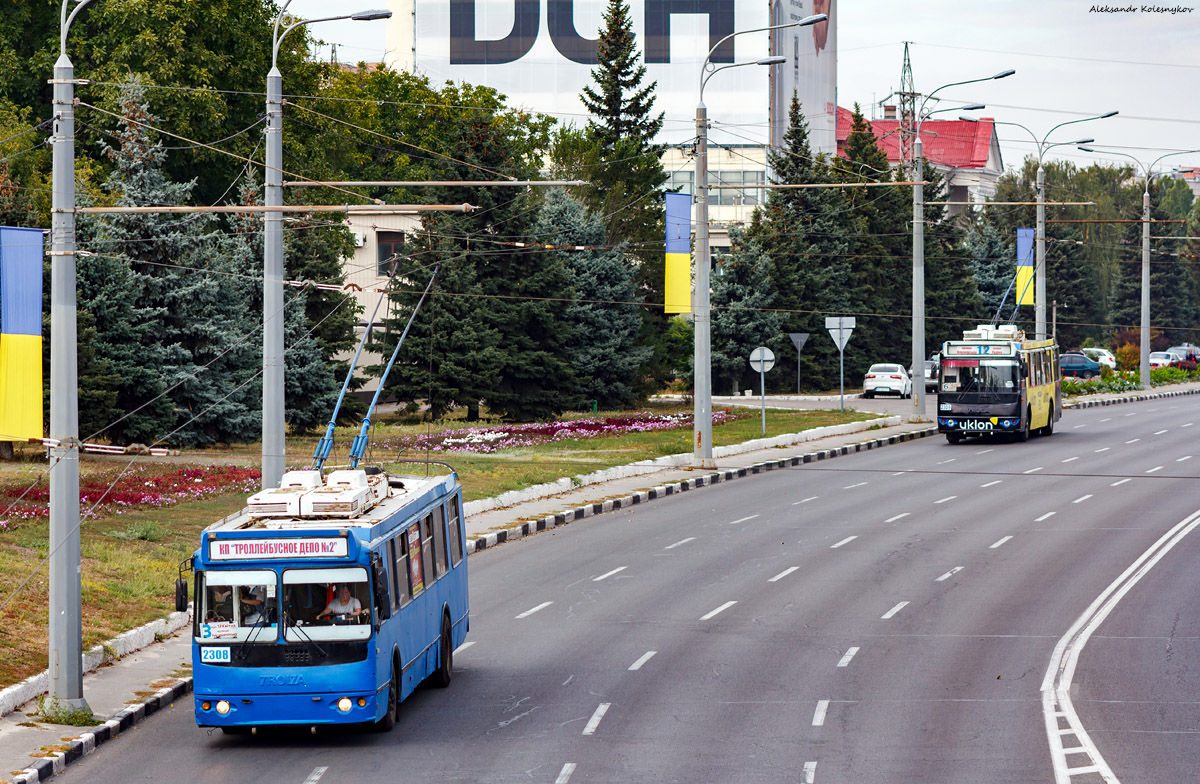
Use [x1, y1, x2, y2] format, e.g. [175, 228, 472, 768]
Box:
[1100, 418, 1111, 422]
[812, 700, 830, 726]
[936, 567, 964, 582]
[593, 567, 627, 582]
[830, 536, 858, 549]
[803, 761, 817, 784]
[1073, 495, 1093, 504]
[1147, 466, 1163, 473]
[1062, 457, 1079, 463]
[1094, 447, 1110, 453]
[700, 601, 737, 620]
[843, 482, 868, 489]
[976, 448, 994, 454]
[793, 496, 819, 505]
[454, 641, 475, 654]
[1111, 478, 1131, 486]
[934, 495, 957, 504]
[885, 513, 910, 523]
[628, 651, 657, 671]
[729, 514, 760, 525]
[1184, 422, 1195, 428]
[1035, 512, 1056, 522]
[665, 537, 695, 550]
[937, 458, 956, 465]
[1024, 466, 1044, 474]
[555, 763, 577, 784]
[1072, 424, 1086, 429]
[891, 471, 909, 476]
[581, 703, 610, 736]
[515, 602, 553, 619]
[302, 767, 328, 784]
[1178, 456, 1192, 462]
[1041, 508, 1200, 784]
[769, 567, 800, 583]
[980, 480, 1002, 488]
[1125, 439, 1140, 444]
[990, 536, 1013, 549]
[881, 601, 910, 620]
[837, 647, 859, 667]
[1124, 412, 1137, 417]
[1154, 430, 1168, 435]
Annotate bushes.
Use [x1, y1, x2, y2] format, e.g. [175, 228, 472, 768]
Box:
[1061, 366, 1199, 396]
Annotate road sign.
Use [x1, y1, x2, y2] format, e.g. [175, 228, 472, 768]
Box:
[749, 346, 775, 373]
[826, 317, 855, 351]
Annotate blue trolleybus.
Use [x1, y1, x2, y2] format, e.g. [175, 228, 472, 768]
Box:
[185, 466, 468, 732]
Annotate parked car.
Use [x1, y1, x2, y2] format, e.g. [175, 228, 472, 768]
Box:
[1169, 344, 1200, 362]
[1059, 352, 1102, 379]
[1165, 349, 1197, 371]
[1079, 347, 1116, 370]
[920, 360, 939, 391]
[863, 363, 912, 399]
[1149, 351, 1174, 369]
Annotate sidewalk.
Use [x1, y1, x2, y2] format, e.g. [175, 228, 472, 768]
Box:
[4, 382, 1199, 783]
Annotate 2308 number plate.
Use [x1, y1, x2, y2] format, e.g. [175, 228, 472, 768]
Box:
[200, 647, 230, 663]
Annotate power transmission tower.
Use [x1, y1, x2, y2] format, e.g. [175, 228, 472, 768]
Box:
[897, 42, 918, 178]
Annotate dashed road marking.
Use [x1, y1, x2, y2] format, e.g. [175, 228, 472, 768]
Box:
[812, 700, 830, 726]
[1035, 512, 1056, 522]
[729, 515, 760, 525]
[454, 641, 475, 654]
[1147, 466, 1163, 473]
[1094, 447, 1110, 453]
[1154, 429, 1169, 435]
[885, 513, 910, 523]
[1073, 495, 1093, 504]
[1178, 456, 1192, 462]
[769, 567, 800, 583]
[837, 647, 859, 667]
[803, 761, 817, 783]
[515, 602, 553, 619]
[980, 480, 1002, 488]
[581, 703, 610, 736]
[830, 536, 858, 549]
[1024, 467, 1044, 474]
[628, 651, 656, 671]
[794, 496, 819, 505]
[881, 601, 909, 620]
[936, 567, 964, 582]
[593, 567, 627, 582]
[976, 448, 994, 455]
[991, 536, 1013, 549]
[555, 763, 577, 783]
[843, 482, 868, 489]
[1126, 439, 1140, 444]
[1062, 457, 1079, 463]
[665, 537, 695, 550]
[302, 767, 328, 784]
[1111, 478, 1131, 486]
[934, 496, 957, 504]
[700, 601, 737, 620]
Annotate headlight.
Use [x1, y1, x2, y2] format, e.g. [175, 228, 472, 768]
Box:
[337, 697, 352, 713]
[216, 700, 231, 715]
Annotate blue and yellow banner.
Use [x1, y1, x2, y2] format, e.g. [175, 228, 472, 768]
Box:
[1015, 227, 1034, 307]
[664, 192, 691, 314]
[0, 226, 45, 440]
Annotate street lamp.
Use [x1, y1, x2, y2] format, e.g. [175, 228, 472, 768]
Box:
[911, 69, 1014, 419]
[692, 13, 825, 469]
[1078, 145, 1200, 389]
[262, 2, 390, 489]
[964, 112, 1117, 340]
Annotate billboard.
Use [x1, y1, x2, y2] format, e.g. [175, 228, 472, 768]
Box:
[387, 0, 837, 152]
[769, 0, 836, 155]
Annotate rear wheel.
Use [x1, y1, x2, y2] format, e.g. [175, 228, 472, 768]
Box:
[430, 614, 453, 688]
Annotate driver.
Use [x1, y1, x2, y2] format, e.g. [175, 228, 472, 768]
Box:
[317, 584, 363, 620]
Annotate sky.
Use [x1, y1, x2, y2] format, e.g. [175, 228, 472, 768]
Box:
[287, 0, 1200, 177]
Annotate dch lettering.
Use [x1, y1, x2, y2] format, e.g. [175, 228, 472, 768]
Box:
[450, 0, 735, 65]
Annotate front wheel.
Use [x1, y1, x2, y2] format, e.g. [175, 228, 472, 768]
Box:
[376, 663, 398, 732]
[946, 432, 962, 445]
[429, 615, 453, 688]
[1016, 409, 1031, 442]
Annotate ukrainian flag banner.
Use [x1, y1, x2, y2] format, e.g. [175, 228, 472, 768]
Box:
[1015, 227, 1034, 307]
[664, 192, 691, 314]
[0, 226, 45, 440]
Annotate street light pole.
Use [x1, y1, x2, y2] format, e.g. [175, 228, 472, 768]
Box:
[47, 0, 98, 713]
[263, 3, 390, 489]
[692, 15, 824, 469]
[911, 72, 1012, 420]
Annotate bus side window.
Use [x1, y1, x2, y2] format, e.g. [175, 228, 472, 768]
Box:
[408, 523, 425, 595]
[432, 504, 448, 578]
[421, 514, 437, 587]
[447, 495, 464, 567]
[389, 537, 411, 610]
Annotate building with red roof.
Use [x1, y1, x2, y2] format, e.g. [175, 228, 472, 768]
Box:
[835, 106, 1003, 213]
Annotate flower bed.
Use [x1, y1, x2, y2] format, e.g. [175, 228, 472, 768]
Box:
[375, 410, 747, 454]
[0, 465, 261, 528]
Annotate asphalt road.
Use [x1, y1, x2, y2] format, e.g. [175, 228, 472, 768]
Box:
[70, 397, 1200, 784]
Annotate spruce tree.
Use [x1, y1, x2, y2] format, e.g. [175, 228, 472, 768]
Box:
[963, 220, 1014, 323]
[710, 229, 784, 396]
[579, 0, 663, 150]
[921, 165, 984, 352]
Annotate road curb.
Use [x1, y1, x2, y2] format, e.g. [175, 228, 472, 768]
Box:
[1064, 387, 1200, 409]
[465, 426, 939, 554]
[10, 679, 192, 784]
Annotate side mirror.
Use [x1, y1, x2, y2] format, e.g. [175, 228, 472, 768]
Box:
[371, 555, 392, 622]
[175, 579, 188, 612]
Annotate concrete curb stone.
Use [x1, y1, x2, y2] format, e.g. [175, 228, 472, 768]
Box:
[1063, 387, 1200, 409]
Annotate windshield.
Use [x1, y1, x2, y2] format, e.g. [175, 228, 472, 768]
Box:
[940, 359, 1020, 397]
[282, 567, 372, 642]
[196, 569, 278, 643]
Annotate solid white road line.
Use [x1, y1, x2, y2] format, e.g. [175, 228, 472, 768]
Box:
[700, 601, 737, 620]
[803, 761, 818, 784]
[555, 763, 577, 784]
[593, 567, 627, 581]
[302, 767, 328, 784]
[665, 537, 695, 549]
[794, 496, 819, 505]
[1024, 467, 1044, 474]
[885, 513, 910, 523]
[980, 480, 1002, 488]
[729, 514, 760, 525]
[769, 567, 800, 583]
[990, 536, 1013, 549]
[837, 648, 859, 667]
[454, 641, 475, 654]
[843, 482, 868, 489]
[812, 700, 830, 726]
[1111, 478, 1131, 486]
[830, 536, 858, 549]
[936, 567, 964, 582]
[881, 601, 909, 620]
[934, 495, 957, 504]
[1178, 456, 1193, 462]
[1062, 457, 1079, 463]
[1036, 512, 1056, 522]
[1073, 495, 1093, 504]
[581, 703, 610, 736]
[628, 651, 657, 671]
[1147, 466, 1163, 473]
[515, 602, 553, 619]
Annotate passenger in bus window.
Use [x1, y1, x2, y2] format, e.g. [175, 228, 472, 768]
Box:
[240, 585, 267, 625]
[317, 584, 363, 620]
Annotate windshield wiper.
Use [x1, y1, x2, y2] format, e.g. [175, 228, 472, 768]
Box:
[283, 610, 328, 658]
[234, 616, 269, 660]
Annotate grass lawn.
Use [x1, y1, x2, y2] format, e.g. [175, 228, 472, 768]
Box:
[0, 403, 878, 689]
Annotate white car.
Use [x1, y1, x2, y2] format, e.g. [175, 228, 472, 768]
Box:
[1080, 348, 1116, 370]
[1149, 351, 1173, 369]
[863, 363, 912, 399]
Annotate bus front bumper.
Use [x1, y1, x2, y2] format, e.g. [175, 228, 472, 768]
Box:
[195, 690, 379, 727]
[938, 417, 1022, 433]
